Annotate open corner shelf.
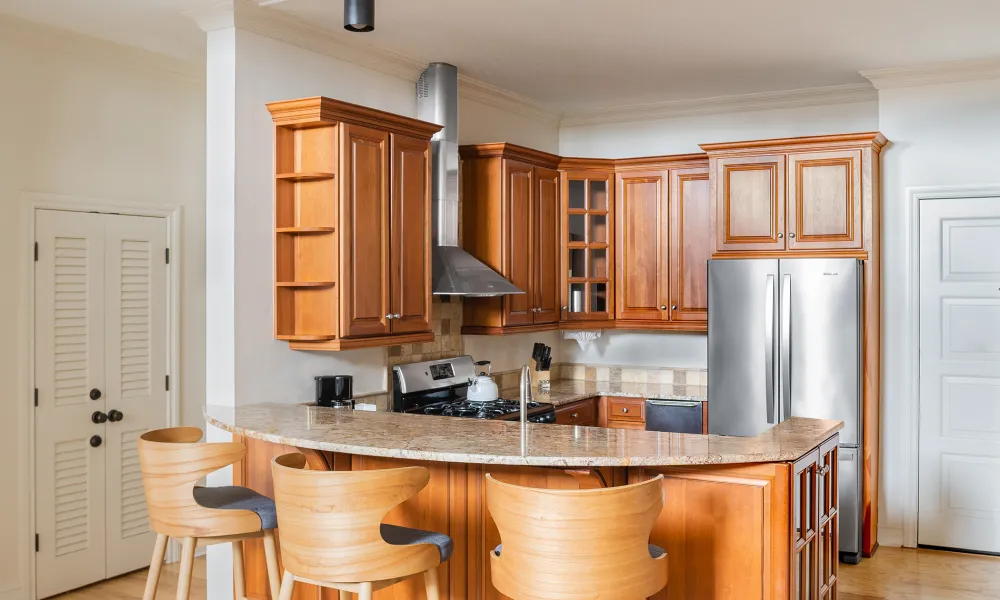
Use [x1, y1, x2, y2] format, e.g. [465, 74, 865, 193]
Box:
[275, 281, 336, 288]
[275, 227, 336, 234]
[276, 172, 336, 182]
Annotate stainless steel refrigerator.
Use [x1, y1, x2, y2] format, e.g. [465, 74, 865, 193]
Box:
[707, 258, 863, 563]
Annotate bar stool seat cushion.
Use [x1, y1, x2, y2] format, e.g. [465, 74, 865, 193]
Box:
[381, 523, 454, 563]
[193, 486, 277, 530]
[492, 543, 666, 559]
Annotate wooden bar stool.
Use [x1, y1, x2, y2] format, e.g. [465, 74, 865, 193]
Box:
[270, 453, 453, 600]
[485, 474, 668, 600]
[137, 427, 281, 600]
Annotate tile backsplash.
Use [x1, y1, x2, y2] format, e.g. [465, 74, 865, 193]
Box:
[491, 362, 707, 390]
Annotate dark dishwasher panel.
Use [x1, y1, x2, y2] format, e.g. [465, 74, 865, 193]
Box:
[645, 399, 703, 433]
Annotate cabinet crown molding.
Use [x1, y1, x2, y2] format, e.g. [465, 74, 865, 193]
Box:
[699, 131, 889, 155]
[458, 142, 563, 169]
[267, 96, 441, 139]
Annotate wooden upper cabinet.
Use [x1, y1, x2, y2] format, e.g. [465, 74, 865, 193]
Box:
[267, 96, 440, 350]
[787, 149, 862, 250]
[616, 170, 669, 322]
[669, 167, 711, 322]
[502, 159, 534, 327]
[389, 133, 432, 334]
[560, 169, 615, 323]
[713, 155, 786, 252]
[533, 167, 561, 324]
[340, 123, 391, 338]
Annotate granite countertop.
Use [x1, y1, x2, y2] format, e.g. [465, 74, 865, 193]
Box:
[499, 379, 707, 408]
[205, 403, 841, 468]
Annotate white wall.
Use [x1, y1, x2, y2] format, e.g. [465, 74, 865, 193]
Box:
[877, 78, 1000, 545]
[560, 101, 880, 157]
[1, 15, 205, 599]
[555, 101, 881, 369]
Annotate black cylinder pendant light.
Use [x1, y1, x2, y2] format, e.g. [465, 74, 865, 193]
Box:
[344, 0, 375, 32]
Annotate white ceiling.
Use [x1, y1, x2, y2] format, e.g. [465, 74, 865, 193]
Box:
[4, 0, 1000, 110]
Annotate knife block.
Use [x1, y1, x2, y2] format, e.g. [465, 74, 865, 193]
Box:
[529, 358, 550, 391]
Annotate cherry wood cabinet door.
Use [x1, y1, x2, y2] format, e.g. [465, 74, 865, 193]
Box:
[787, 149, 863, 250]
[502, 159, 534, 326]
[533, 167, 560, 324]
[669, 167, 711, 323]
[616, 170, 669, 321]
[340, 123, 390, 337]
[389, 134, 432, 334]
[560, 172, 614, 322]
[714, 155, 786, 252]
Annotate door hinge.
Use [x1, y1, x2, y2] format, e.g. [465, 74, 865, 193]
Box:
[34, 388, 38, 407]
[165, 375, 170, 391]
[35, 534, 39, 552]
[34, 242, 38, 261]
[165, 248, 170, 264]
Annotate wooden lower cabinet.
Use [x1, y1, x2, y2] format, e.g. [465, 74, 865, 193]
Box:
[236, 435, 838, 600]
[553, 398, 597, 426]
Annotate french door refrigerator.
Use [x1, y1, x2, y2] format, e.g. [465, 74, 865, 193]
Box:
[707, 258, 863, 564]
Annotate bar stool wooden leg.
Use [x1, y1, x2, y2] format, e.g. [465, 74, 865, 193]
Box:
[262, 530, 281, 600]
[423, 567, 440, 600]
[358, 582, 373, 600]
[278, 571, 295, 600]
[142, 533, 169, 600]
[232, 540, 246, 600]
[338, 591, 350, 600]
[175, 537, 197, 600]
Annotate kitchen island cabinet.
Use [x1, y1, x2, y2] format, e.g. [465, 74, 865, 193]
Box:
[208, 403, 841, 600]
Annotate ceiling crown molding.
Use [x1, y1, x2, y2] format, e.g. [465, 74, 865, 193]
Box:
[184, 0, 561, 124]
[560, 83, 877, 127]
[860, 57, 1000, 89]
[457, 76, 562, 125]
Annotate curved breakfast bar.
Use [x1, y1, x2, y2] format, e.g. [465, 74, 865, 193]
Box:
[207, 403, 843, 600]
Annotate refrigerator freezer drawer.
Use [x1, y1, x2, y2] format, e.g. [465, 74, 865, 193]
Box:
[839, 446, 862, 561]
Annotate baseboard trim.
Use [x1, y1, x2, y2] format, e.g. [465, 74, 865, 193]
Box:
[0, 585, 25, 600]
[879, 525, 905, 548]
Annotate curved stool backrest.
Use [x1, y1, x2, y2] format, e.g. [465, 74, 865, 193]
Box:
[271, 453, 441, 583]
[137, 427, 260, 537]
[486, 473, 668, 600]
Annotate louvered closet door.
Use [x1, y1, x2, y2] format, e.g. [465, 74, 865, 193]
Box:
[35, 210, 108, 598]
[103, 214, 167, 577]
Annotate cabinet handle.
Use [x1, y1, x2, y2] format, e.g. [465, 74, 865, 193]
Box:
[789, 232, 796, 239]
[818, 464, 831, 476]
[562, 306, 568, 311]
[385, 314, 393, 320]
[778, 233, 784, 239]
[393, 313, 401, 319]
[660, 305, 666, 310]
[571, 413, 579, 418]
[671, 305, 677, 310]
[622, 407, 629, 413]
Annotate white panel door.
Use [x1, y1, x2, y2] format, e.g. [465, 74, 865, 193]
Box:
[918, 197, 1000, 553]
[35, 210, 108, 598]
[103, 214, 168, 578]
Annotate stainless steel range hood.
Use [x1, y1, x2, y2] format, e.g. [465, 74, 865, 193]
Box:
[417, 63, 523, 297]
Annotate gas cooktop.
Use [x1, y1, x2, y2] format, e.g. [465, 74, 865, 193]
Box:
[421, 399, 552, 421]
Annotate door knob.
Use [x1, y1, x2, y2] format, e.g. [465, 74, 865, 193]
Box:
[90, 388, 102, 401]
[108, 410, 124, 423]
[91, 411, 108, 424]
[90, 435, 102, 448]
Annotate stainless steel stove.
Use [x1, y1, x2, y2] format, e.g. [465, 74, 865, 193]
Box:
[391, 356, 556, 423]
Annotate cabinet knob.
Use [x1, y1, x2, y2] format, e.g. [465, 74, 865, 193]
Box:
[571, 413, 579, 418]
[108, 409, 124, 423]
[671, 305, 678, 310]
[778, 233, 784, 239]
[660, 305, 666, 310]
[818, 464, 831, 476]
[385, 314, 393, 320]
[562, 306, 568, 311]
[789, 233, 796, 239]
[622, 407, 629, 413]
[393, 313, 401, 319]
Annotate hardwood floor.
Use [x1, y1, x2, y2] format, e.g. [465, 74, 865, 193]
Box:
[46, 547, 1000, 599]
[49, 557, 206, 600]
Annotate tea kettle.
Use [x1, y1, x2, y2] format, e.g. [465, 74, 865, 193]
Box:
[467, 360, 499, 402]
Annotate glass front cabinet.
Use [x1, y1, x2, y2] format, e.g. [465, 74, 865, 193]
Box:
[561, 170, 615, 323]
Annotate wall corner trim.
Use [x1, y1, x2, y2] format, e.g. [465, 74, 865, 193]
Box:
[861, 57, 1000, 90]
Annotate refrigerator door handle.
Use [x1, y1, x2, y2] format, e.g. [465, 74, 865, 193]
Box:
[764, 274, 775, 424]
[780, 273, 792, 421]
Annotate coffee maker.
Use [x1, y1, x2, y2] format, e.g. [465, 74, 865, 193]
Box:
[315, 375, 354, 408]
